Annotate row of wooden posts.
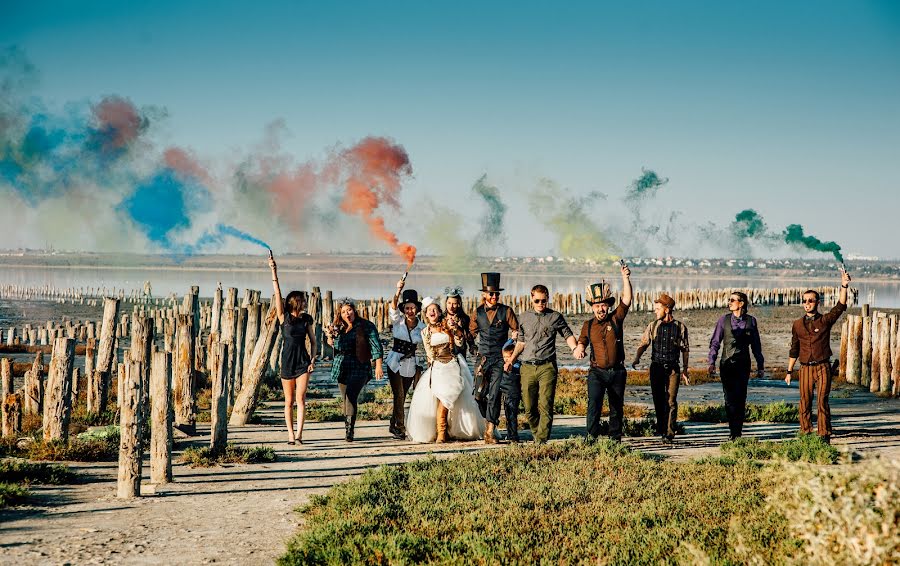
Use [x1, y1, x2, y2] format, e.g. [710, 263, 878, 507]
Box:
[839, 304, 900, 396]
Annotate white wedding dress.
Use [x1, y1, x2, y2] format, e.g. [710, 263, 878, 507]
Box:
[407, 331, 485, 443]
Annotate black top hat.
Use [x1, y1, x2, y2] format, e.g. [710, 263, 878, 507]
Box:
[400, 289, 421, 310]
[586, 281, 616, 306]
[480, 273, 504, 293]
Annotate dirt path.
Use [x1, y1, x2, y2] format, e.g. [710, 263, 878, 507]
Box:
[2, 383, 899, 566]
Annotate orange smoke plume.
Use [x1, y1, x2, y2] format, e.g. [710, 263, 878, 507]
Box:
[338, 137, 417, 267]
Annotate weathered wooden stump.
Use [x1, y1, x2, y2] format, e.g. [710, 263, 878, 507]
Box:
[210, 342, 229, 453]
[173, 314, 196, 434]
[2, 393, 22, 437]
[0, 358, 11, 399]
[150, 351, 173, 484]
[43, 338, 75, 442]
[117, 359, 144, 498]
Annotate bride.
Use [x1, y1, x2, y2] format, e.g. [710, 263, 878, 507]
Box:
[406, 297, 485, 443]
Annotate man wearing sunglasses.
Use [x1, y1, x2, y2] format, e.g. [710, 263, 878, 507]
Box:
[504, 284, 577, 444]
[785, 268, 852, 443]
[469, 272, 519, 443]
[707, 291, 765, 440]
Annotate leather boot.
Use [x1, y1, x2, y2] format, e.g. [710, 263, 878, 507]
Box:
[345, 417, 354, 442]
[484, 422, 497, 444]
[436, 403, 449, 443]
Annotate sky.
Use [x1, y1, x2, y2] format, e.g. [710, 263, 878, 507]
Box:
[1, 0, 899, 260]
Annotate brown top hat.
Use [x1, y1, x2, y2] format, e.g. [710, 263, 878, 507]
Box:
[400, 289, 421, 310]
[586, 281, 616, 306]
[480, 273, 504, 293]
[654, 293, 675, 310]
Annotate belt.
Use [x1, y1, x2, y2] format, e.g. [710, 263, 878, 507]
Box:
[800, 358, 830, 367]
[521, 356, 556, 366]
[591, 362, 625, 371]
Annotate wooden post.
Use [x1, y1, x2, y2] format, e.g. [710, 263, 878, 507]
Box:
[846, 315, 861, 385]
[2, 393, 22, 437]
[210, 342, 229, 453]
[0, 358, 11, 399]
[131, 316, 154, 427]
[230, 306, 281, 426]
[207, 284, 223, 372]
[242, 302, 261, 378]
[150, 351, 173, 484]
[233, 306, 248, 403]
[117, 359, 144, 498]
[173, 314, 196, 434]
[862, 315, 873, 388]
[85, 338, 101, 413]
[43, 337, 75, 442]
[879, 317, 892, 393]
[95, 297, 120, 412]
[839, 318, 849, 379]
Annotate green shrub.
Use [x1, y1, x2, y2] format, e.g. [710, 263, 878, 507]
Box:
[0, 482, 30, 509]
[306, 388, 333, 399]
[306, 400, 344, 422]
[0, 458, 75, 484]
[280, 440, 799, 565]
[180, 443, 277, 468]
[722, 435, 840, 464]
[680, 402, 800, 424]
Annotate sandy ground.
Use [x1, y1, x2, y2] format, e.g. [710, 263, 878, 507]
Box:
[1, 375, 899, 566]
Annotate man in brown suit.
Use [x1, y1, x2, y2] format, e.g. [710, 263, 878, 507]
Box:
[785, 268, 852, 442]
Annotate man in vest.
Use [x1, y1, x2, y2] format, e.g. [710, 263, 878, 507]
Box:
[469, 272, 519, 443]
[632, 293, 690, 444]
[572, 262, 633, 442]
[785, 268, 851, 443]
[707, 291, 765, 440]
[504, 284, 578, 444]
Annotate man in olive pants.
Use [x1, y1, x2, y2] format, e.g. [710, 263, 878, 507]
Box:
[505, 284, 578, 443]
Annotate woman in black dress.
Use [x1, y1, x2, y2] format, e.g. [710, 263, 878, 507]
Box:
[269, 253, 316, 444]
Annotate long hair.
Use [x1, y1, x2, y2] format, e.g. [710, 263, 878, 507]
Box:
[334, 301, 372, 364]
[284, 290, 307, 316]
[731, 291, 750, 316]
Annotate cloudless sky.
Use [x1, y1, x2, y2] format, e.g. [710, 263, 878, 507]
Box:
[3, 0, 899, 257]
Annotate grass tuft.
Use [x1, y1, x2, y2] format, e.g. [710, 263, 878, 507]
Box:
[0, 482, 30, 509]
[722, 434, 840, 464]
[0, 458, 76, 484]
[180, 443, 276, 468]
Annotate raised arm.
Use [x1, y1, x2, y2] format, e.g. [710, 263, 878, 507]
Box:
[269, 251, 284, 324]
[391, 278, 405, 310]
[620, 264, 633, 307]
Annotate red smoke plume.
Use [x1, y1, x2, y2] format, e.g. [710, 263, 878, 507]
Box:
[338, 137, 416, 266]
[93, 96, 145, 150]
[164, 147, 212, 186]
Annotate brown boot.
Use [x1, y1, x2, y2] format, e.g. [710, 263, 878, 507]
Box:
[484, 422, 497, 444]
[436, 403, 449, 443]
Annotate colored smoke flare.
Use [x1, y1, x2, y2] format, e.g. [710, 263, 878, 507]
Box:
[783, 224, 844, 263]
[338, 136, 417, 267]
[214, 224, 271, 250]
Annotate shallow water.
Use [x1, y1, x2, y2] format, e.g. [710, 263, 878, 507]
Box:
[2, 265, 899, 307]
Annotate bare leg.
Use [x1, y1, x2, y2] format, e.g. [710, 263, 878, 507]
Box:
[296, 373, 310, 442]
[281, 377, 298, 442]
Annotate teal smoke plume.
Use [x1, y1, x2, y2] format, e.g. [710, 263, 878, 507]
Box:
[731, 209, 768, 239]
[472, 174, 507, 252]
[783, 224, 843, 263]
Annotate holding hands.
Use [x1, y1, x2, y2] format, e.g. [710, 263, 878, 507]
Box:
[573, 344, 586, 360]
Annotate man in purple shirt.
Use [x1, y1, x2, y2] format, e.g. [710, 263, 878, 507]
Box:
[707, 291, 764, 440]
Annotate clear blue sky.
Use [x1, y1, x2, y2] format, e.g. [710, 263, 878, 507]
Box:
[2, 0, 899, 258]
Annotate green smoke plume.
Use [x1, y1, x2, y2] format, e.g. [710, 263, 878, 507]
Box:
[472, 174, 507, 253]
[783, 224, 844, 263]
[731, 209, 768, 239]
[528, 178, 615, 261]
[420, 203, 475, 270]
[625, 168, 669, 201]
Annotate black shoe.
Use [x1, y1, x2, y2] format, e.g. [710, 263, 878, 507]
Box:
[821, 435, 831, 445]
[391, 429, 406, 440]
[660, 436, 673, 445]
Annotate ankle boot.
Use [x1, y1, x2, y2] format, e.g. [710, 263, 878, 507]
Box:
[484, 422, 497, 444]
[436, 404, 449, 443]
[345, 418, 354, 442]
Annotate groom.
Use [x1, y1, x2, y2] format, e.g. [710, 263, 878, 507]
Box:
[469, 272, 519, 444]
